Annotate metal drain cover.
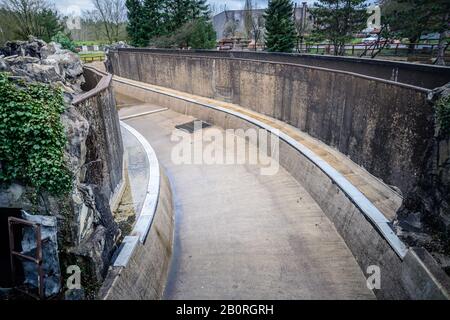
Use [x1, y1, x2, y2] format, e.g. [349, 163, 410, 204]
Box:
[175, 120, 211, 133]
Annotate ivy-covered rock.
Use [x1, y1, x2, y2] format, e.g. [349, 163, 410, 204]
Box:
[0, 73, 72, 196]
[0, 38, 123, 298]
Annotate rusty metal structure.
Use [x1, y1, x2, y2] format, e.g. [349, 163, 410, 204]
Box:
[8, 216, 44, 300]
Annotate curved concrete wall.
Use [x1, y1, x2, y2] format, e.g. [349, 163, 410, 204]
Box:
[108, 50, 437, 195]
[111, 77, 450, 300]
[99, 169, 174, 300]
[97, 119, 175, 300]
[74, 67, 125, 209]
[112, 48, 450, 89]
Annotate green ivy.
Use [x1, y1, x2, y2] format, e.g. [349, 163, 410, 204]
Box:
[436, 95, 450, 136]
[0, 73, 72, 196]
[51, 31, 77, 53]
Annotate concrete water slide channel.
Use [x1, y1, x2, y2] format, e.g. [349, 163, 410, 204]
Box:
[116, 93, 375, 299]
[91, 52, 450, 299]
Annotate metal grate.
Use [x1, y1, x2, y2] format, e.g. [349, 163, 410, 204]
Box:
[175, 120, 211, 133]
[8, 217, 45, 300]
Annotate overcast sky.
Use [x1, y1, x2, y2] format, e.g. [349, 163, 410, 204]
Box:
[51, 0, 316, 16]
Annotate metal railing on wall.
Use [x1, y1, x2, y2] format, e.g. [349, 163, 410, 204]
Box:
[295, 42, 449, 60]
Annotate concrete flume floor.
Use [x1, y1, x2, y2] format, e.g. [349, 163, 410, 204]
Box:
[114, 75, 402, 222]
[118, 97, 375, 300]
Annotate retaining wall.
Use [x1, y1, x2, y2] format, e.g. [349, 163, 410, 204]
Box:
[111, 77, 450, 300]
[108, 50, 441, 196]
[99, 169, 174, 300]
[74, 67, 124, 209]
[110, 48, 450, 89]
[98, 121, 175, 300]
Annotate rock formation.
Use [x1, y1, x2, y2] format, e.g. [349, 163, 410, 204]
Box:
[0, 37, 122, 299]
[0, 37, 84, 95]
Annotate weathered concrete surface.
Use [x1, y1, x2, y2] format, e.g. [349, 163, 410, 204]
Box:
[113, 76, 402, 222]
[117, 94, 167, 118]
[113, 84, 405, 299]
[119, 103, 374, 299]
[395, 84, 450, 274]
[109, 79, 450, 299]
[109, 48, 450, 89]
[100, 169, 174, 300]
[75, 68, 124, 210]
[401, 248, 450, 299]
[108, 51, 435, 199]
[119, 127, 149, 216]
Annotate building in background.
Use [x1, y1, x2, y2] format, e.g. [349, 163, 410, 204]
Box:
[212, 1, 314, 41]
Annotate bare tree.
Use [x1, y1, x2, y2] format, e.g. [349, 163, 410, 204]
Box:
[434, 12, 449, 66]
[243, 1, 264, 51]
[223, 7, 238, 39]
[91, 0, 127, 43]
[250, 14, 264, 51]
[1, 0, 49, 39]
[293, 2, 313, 53]
[243, 0, 253, 39]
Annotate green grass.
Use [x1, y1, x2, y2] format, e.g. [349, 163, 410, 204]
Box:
[74, 40, 108, 46]
[78, 52, 105, 57]
[78, 52, 105, 62]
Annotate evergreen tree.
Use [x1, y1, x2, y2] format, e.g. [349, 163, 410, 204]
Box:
[143, 0, 167, 40]
[186, 17, 216, 48]
[125, 0, 212, 47]
[166, 0, 210, 33]
[264, 0, 296, 52]
[189, 0, 209, 19]
[382, 0, 449, 65]
[166, 0, 191, 32]
[311, 0, 367, 56]
[126, 0, 146, 46]
[37, 9, 64, 43]
[150, 17, 216, 49]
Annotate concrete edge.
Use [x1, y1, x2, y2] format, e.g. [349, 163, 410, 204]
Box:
[73, 67, 113, 105]
[98, 169, 174, 300]
[120, 121, 161, 244]
[114, 47, 450, 72]
[109, 121, 161, 269]
[97, 121, 174, 300]
[109, 155, 128, 213]
[112, 74, 408, 259]
[401, 248, 450, 299]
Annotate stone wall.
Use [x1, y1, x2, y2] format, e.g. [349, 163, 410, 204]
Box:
[108, 50, 436, 197]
